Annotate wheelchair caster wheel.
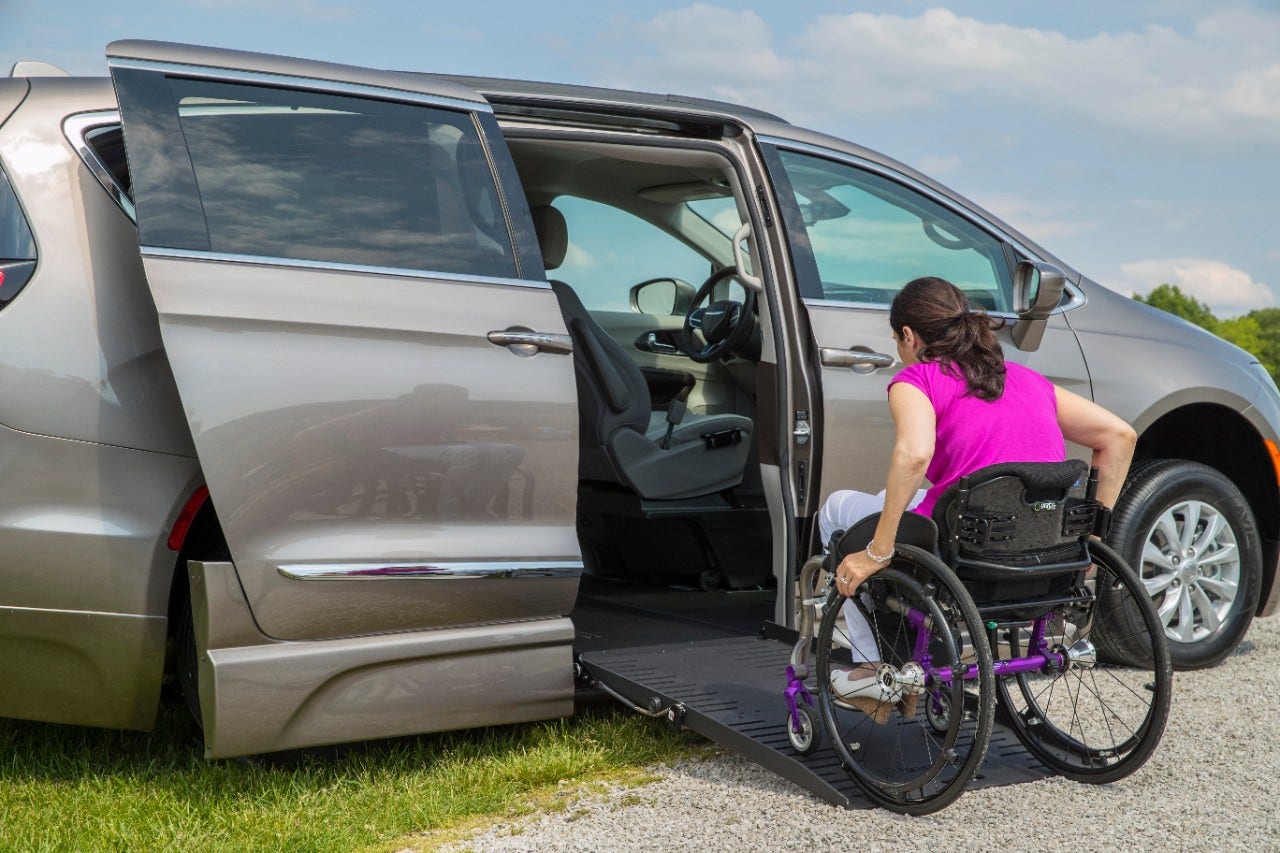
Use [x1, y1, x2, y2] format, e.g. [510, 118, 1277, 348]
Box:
[926, 692, 952, 734]
[698, 570, 723, 591]
[787, 704, 822, 755]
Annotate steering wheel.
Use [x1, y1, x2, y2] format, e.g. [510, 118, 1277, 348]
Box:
[680, 266, 757, 364]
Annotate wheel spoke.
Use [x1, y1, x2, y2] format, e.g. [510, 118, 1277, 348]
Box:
[1189, 583, 1222, 633]
[1142, 568, 1177, 596]
[1157, 590, 1180, 627]
[1197, 544, 1238, 568]
[1097, 661, 1159, 705]
[1192, 510, 1226, 555]
[1179, 502, 1201, 551]
[1141, 542, 1178, 573]
[1197, 574, 1238, 600]
[1154, 509, 1181, 550]
[1170, 587, 1198, 642]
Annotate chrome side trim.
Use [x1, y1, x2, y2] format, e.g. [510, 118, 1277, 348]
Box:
[277, 561, 585, 580]
[140, 246, 550, 290]
[62, 111, 136, 222]
[106, 57, 492, 114]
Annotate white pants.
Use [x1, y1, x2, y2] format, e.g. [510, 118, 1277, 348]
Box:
[818, 488, 927, 663]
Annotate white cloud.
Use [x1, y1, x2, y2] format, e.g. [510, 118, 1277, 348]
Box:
[1121, 258, 1275, 315]
[609, 5, 1280, 148]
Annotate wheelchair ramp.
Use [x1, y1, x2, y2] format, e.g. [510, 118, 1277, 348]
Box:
[577, 632, 1051, 809]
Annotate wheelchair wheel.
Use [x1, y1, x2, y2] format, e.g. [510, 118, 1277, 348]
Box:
[815, 545, 995, 815]
[995, 540, 1172, 783]
[787, 703, 822, 755]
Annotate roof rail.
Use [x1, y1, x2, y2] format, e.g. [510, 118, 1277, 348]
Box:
[9, 61, 71, 78]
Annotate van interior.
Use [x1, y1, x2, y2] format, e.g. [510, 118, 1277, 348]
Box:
[503, 135, 786, 659]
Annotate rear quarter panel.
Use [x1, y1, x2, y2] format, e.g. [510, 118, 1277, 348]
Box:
[0, 78, 199, 730]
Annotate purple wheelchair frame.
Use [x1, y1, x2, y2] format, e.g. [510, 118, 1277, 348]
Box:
[783, 554, 1088, 739]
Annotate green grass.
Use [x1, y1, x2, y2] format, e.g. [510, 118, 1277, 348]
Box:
[0, 700, 704, 852]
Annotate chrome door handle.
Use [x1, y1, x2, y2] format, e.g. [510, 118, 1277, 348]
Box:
[820, 347, 895, 370]
[644, 332, 679, 354]
[488, 329, 574, 356]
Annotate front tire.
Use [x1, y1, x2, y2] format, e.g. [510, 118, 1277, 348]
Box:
[1107, 460, 1262, 669]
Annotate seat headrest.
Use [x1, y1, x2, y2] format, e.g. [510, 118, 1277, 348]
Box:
[530, 204, 567, 271]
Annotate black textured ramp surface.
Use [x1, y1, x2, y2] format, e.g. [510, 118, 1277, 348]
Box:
[579, 635, 1050, 809]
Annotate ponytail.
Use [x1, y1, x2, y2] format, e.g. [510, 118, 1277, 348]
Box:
[890, 277, 1007, 400]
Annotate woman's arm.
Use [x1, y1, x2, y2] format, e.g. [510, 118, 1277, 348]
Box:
[1055, 385, 1138, 508]
[835, 382, 935, 592]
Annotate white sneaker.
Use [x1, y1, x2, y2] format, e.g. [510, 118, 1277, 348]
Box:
[829, 665, 899, 724]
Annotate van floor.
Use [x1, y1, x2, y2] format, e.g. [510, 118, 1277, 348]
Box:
[571, 574, 774, 653]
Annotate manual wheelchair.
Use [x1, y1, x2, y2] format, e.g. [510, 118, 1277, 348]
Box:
[781, 460, 1172, 814]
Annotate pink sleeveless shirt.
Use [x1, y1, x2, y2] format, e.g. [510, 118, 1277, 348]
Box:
[889, 361, 1066, 518]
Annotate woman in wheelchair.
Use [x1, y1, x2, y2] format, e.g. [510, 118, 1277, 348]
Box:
[819, 276, 1137, 717]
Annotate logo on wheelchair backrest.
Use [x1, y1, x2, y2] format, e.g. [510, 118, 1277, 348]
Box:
[1031, 500, 1058, 512]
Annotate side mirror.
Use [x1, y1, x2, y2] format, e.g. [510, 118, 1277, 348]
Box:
[630, 278, 696, 316]
[1010, 260, 1065, 351]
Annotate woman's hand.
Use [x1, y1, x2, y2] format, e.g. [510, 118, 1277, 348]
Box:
[835, 549, 887, 596]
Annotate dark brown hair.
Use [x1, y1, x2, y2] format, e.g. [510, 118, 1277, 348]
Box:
[889, 277, 1007, 400]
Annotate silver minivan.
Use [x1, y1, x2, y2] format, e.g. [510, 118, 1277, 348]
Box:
[2, 42, 1276, 786]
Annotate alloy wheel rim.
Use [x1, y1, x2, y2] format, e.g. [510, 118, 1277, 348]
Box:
[1139, 500, 1240, 644]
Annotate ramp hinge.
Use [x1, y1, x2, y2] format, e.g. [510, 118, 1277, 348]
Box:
[591, 676, 686, 726]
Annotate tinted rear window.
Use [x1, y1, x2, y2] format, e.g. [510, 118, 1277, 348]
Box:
[85, 126, 133, 200]
[0, 166, 35, 260]
[167, 78, 516, 277]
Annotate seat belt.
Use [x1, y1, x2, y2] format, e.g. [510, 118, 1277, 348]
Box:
[659, 376, 697, 450]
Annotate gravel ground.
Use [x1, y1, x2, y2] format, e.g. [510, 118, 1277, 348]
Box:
[442, 613, 1280, 852]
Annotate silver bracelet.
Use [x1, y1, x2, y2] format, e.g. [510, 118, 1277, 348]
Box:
[866, 542, 895, 564]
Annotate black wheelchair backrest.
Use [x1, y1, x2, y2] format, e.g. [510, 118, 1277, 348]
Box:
[833, 512, 939, 562]
[932, 459, 1100, 578]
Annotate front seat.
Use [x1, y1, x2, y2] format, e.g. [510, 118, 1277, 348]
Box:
[532, 204, 753, 500]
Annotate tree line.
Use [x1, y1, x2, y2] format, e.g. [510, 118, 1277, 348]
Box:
[1133, 284, 1279, 382]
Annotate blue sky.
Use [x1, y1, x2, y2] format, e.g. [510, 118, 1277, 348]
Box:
[3, 0, 1277, 315]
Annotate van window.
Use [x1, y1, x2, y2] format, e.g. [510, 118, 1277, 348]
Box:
[0, 168, 34, 261]
[775, 149, 1013, 312]
[552, 196, 713, 312]
[165, 78, 517, 278]
[85, 126, 133, 201]
[0, 166, 37, 306]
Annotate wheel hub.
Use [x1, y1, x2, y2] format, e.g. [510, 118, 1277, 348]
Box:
[1065, 638, 1097, 670]
[1140, 498, 1240, 644]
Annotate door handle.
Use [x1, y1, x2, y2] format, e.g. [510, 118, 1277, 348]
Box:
[643, 332, 679, 354]
[487, 329, 574, 356]
[819, 347, 895, 371]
